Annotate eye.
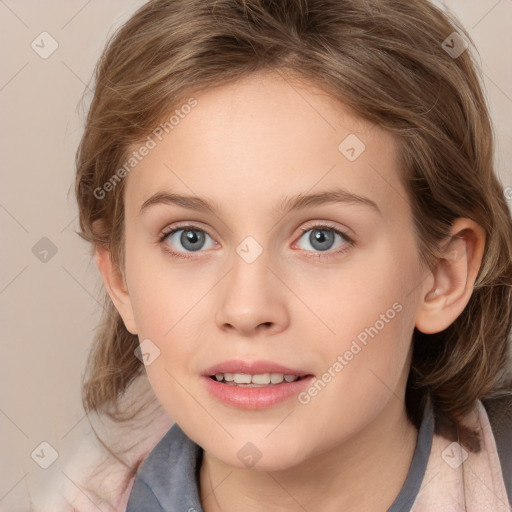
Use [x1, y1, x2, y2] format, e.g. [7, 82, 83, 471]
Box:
[158, 222, 354, 260]
[160, 225, 217, 257]
[294, 224, 354, 258]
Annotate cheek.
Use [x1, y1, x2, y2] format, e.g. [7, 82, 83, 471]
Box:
[125, 238, 207, 337]
[301, 231, 418, 349]
[128, 272, 202, 423]
[299, 238, 419, 424]
[128, 263, 205, 369]
[296, 295, 415, 450]
[124, 244, 214, 418]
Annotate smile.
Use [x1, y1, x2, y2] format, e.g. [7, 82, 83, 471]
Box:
[210, 372, 302, 386]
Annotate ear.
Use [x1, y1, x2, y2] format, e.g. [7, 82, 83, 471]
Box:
[415, 218, 486, 334]
[95, 244, 138, 335]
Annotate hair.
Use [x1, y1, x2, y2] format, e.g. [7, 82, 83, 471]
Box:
[75, 0, 512, 468]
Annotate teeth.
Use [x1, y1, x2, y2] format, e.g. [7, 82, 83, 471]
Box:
[212, 372, 300, 385]
[251, 373, 271, 385]
[233, 373, 252, 384]
[270, 373, 284, 384]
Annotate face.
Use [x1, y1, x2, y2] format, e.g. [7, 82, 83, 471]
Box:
[118, 71, 427, 470]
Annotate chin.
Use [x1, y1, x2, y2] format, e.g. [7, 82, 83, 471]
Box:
[210, 445, 305, 472]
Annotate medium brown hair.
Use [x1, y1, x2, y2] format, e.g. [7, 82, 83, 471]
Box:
[75, 0, 512, 459]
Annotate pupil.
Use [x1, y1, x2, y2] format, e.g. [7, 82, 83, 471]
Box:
[181, 230, 205, 251]
[310, 229, 334, 251]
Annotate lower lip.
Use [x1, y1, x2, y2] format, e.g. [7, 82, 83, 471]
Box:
[202, 375, 315, 410]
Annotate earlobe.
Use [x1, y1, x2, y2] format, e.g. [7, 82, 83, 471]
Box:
[95, 244, 138, 335]
[415, 219, 486, 335]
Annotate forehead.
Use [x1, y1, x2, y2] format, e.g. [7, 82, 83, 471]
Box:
[123, 71, 408, 221]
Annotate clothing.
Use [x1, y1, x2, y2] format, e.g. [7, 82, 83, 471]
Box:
[411, 398, 510, 511]
[126, 396, 512, 511]
[21, 371, 511, 512]
[126, 403, 432, 511]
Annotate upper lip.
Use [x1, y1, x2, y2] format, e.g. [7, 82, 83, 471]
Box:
[202, 360, 312, 377]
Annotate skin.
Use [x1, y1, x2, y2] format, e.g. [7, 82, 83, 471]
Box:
[97, 70, 485, 511]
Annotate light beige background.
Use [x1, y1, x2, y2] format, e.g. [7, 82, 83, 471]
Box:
[0, 0, 511, 510]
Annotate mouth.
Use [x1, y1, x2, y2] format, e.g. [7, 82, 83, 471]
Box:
[201, 359, 315, 408]
[208, 372, 310, 387]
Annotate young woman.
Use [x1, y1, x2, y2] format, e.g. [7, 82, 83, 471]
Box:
[72, 0, 512, 510]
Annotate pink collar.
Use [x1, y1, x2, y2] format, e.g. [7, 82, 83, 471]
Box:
[411, 400, 509, 511]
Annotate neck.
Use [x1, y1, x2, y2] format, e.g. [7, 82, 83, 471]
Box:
[199, 399, 419, 512]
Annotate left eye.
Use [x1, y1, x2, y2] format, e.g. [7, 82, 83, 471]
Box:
[295, 226, 350, 252]
[162, 227, 216, 253]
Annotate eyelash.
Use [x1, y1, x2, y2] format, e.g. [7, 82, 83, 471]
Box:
[297, 224, 355, 260]
[158, 222, 355, 261]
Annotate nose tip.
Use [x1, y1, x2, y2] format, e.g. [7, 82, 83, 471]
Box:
[215, 264, 289, 336]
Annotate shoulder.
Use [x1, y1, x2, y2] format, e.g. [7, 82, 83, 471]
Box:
[481, 383, 512, 506]
[29, 376, 174, 511]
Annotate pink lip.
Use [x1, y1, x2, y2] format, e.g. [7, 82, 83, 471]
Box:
[201, 359, 315, 410]
[201, 359, 311, 377]
[202, 375, 315, 410]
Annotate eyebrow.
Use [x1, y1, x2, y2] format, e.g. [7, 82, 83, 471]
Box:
[139, 188, 382, 217]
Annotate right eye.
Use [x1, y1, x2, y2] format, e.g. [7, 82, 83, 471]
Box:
[160, 225, 218, 256]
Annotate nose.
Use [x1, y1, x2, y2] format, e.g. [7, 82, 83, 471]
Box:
[215, 252, 290, 337]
